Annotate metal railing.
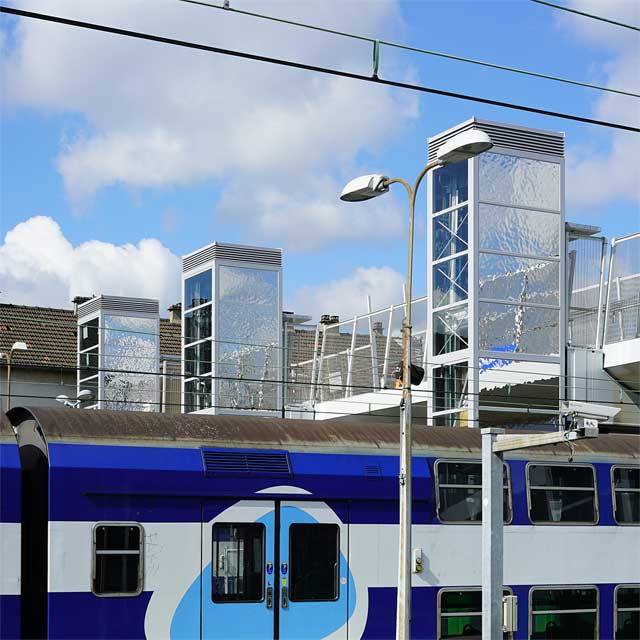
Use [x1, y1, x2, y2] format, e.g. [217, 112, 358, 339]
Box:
[604, 233, 640, 345]
[289, 296, 429, 406]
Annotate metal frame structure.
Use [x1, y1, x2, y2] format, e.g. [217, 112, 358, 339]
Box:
[181, 242, 283, 416]
[77, 296, 160, 411]
[426, 118, 565, 430]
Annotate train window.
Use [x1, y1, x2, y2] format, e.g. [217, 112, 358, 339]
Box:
[92, 524, 143, 596]
[529, 587, 598, 639]
[437, 588, 513, 639]
[612, 467, 640, 525]
[435, 460, 512, 524]
[212, 523, 264, 603]
[527, 464, 598, 524]
[289, 524, 339, 602]
[615, 585, 640, 639]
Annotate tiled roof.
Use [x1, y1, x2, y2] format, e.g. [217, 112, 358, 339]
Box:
[0, 304, 77, 368]
[159, 319, 181, 358]
[0, 304, 181, 370]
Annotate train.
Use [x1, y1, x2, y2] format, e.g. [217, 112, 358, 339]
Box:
[1, 406, 638, 639]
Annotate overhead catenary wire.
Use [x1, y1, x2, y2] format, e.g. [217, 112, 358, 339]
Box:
[178, 0, 640, 98]
[1, 6, 638, 133]
[530, 0, 640, 32]
[4, 358, 639, 409]
[4, 310, 640, 387]
[8, 329, 640, 388]
[5, 391, 638, 429]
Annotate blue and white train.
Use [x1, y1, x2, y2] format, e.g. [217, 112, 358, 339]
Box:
[1, 406, 639, 639]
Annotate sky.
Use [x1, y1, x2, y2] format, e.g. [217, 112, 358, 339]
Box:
[1, 0, 638, 321]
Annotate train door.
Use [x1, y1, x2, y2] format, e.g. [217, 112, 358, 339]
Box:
[202, 499, 276, 639]
[201, 499, 350, 640]
[278, 501, 349, 640]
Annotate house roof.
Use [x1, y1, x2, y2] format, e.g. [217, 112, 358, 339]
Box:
[0, 304, 181, 370]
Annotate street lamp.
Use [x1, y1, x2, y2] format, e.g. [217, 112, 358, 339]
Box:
[56, 389, 95, 409]
[2, 341, 28, 411]
[340, 129, 493, 640]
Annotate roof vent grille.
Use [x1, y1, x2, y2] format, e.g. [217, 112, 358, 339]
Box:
[364, 464, 382, 480]
[428, 119, 564, 161]
[202, 449, 291, 477]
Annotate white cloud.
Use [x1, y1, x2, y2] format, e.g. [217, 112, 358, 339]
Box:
[2, 0, 418, 250]
[562, 1, 640, 209]
[0, 216, 181, 309]
[290, 265, 404, 321]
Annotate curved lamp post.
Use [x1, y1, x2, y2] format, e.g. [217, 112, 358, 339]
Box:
[3, 341, 28, 411]
[340, 129, 493, 640]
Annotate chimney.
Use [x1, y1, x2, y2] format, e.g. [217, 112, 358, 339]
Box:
[72, 295, 92, 315]
[168, 302, 182, 324]
[373, 321, 384, 335]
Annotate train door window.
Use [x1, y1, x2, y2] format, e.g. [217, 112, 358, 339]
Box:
[92, 523, 143, 596]
[435, 460, 512, 523]
[615, 585, 640, 639]
[289, 524, 339, 602]
[612, 467, 640, 525]
[437, 588, 513, 639]
[527, 464, 598, 524]
[529, 586, 598, 639]
[212, 523, 264, 603]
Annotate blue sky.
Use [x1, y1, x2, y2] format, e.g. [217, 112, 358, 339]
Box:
[1, 0, 638, 319]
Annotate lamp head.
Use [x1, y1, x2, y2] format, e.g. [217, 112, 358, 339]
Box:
[56, 394, 70, 405]
[340, 174, 390, 202]
[436, 129, 493, 165]
[11, 341, 28, 352]
[77, 389, 94, 402]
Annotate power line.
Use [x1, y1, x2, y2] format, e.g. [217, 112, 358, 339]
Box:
[4, 358, 639, 409]
[531, 0, 640, 32]
[5, 391, 638, 428]
[1, 6, 638, 133]
[179, 0, 639, 98]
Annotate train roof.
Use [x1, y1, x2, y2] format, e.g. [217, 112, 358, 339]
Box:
[6, 406, 640, 461]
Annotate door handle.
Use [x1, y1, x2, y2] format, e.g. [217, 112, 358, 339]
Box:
[281, 585, 288, 609]
[266, 585, 273, 609]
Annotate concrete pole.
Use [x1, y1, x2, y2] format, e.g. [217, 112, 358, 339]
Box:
[482, 427, 506, 639]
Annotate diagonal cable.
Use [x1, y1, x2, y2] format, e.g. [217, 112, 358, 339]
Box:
[1, 6, 638, 132]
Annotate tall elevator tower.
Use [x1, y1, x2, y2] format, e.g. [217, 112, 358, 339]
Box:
[181, 242, 283, 415]
[426, 118, 565, 428]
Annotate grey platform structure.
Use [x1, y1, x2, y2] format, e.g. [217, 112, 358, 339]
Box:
[296, 118, 639, 428]
[181, 241, 283, 416]
[77, 295, 160, 411]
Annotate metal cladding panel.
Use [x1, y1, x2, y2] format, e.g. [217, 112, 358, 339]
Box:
[77, 296, 159, 318]
[427, 118, 564, 162]
[182, 242, 282, 272]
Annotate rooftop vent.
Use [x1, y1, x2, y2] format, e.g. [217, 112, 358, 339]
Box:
[202, 449, 292, 477]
